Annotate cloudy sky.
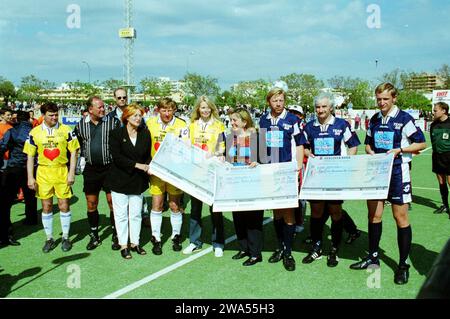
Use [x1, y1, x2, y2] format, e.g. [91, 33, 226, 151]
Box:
[1, 0, 449, 90]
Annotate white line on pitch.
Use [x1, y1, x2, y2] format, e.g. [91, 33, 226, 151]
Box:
[414, 187, 439, 191]
[103, 217, 273, 299]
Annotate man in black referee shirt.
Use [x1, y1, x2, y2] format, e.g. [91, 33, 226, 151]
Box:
[75, 96, 121, 250]
[430, 101, 450, 217]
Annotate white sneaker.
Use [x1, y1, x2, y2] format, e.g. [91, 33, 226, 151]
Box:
[214, 247, 224, 257]
[183, 243, 201, 255]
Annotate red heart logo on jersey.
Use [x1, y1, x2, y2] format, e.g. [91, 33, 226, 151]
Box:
[201, 144, 208, 151]
[155, 142, 160, 151]
[43, 149, 60, 161]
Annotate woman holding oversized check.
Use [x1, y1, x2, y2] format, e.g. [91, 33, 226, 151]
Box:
[350, 83, 426, 285]
[300, 92, 360, 268]
[182, 96, 226, 258]
[225, 107, 264, 266]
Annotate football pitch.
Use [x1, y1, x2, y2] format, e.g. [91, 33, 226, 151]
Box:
[1, 131, 449, 299]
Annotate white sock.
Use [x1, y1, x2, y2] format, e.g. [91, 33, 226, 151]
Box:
[42, 213, 53, 240]
[60, 211, 72, 239]
[170, 210, 183, 238]
[150, 211, 162, 241]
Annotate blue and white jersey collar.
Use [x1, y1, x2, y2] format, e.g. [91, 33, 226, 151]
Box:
[313, 115, 336, 127]
[265, 109, 288, 121]
[378, 105, 400, 120]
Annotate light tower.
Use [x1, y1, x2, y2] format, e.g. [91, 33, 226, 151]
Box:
[119, 0, 136, 103]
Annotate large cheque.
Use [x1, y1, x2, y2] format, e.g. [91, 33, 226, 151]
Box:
[213, 161, 299, 212]
[149, 134, 222, 205]
[299, 153, 394, 200]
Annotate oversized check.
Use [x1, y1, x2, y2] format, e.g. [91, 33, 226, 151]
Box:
[299, 153, 395, 200]
[149, 133, 225, 205]
[213, 161, 299, 212]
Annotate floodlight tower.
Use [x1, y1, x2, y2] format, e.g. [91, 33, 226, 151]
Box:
[119, 0, 136, 103]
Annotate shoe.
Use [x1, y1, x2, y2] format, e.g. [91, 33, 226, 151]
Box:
[111, 233, 120, 251]
[182, 243, 202, 255]
[150, 236, 162, 255]
[303, 236, 313, 244]
[0, 236, 21, 247]
[346, 230, 361, 244]
[232, 251, 249, 260]
[394, 264, 410, 285]
[142, 216, 151, 228]
[61, 238, 73, 252]
[268, 249, 284, 263]
[86, 233, 102, 250]
[214, 247, 224, 257]
[42, 238, 57, 253]
[120, 248, 132, 259]
[433, 205, 449, 214]
[327, 247, 339, 267]
[130, 245, 147, 255]
[243, 256, 262, 266]
[350, 256, 380, 270]
[172, 234, 182, 252]
[302, 245, 323, 264]
[7, 236, 20, 246]
[283, 254, 296, 271]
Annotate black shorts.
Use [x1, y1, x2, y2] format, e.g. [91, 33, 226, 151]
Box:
[82, 164, 112, 194]
[432, 152, 450, 175]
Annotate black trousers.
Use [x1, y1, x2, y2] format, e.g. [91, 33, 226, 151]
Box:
[232, 210, 264, 258]
[1, 167, 37, 234]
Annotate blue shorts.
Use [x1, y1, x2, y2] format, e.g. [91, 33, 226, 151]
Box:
[387, 163, 411, 205]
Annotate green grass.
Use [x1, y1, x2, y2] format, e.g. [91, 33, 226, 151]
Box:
[1, 131, 449, 299]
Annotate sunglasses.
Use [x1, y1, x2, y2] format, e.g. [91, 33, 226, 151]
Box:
[116, 96, 127, 100]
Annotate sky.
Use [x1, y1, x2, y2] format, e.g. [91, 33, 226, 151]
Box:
[1, 0, 449, 90]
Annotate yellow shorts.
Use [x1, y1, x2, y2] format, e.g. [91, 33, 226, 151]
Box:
[150, 175, 183, 196]
[36, 166, 73, 199]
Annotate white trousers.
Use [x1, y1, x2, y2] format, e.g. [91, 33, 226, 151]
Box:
[111, 191, 143, 246]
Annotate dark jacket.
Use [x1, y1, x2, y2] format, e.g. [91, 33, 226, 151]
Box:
[106, 126, 152, 195]
[0, 121, 33, 168]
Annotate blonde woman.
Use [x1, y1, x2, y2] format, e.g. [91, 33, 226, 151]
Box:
[183, 96, 226, 257]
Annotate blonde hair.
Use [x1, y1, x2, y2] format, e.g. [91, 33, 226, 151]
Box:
[190, 96, 220, 122]
[122, 103, 144, 126]
[266, 88, 286, 105]
[375, 82, 398, 98]
[231, 107, 254, 130]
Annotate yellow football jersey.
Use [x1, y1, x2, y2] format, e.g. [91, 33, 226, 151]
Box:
[189, 118, 225, 154]
[23, 122, 80, 166]
[146, 116, 189, 157]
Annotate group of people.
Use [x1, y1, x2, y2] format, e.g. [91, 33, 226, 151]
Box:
[1, 82, 449, 287]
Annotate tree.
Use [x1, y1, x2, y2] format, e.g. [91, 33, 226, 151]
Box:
[397, 90, 431, 111]
[0, 76, 16, 106]
[65, 81, 102, 101]
[280, 73, 324, 113]
[182, 73, 220, 98]
[436, 64, 450, 89]
[230, 79, 269, 109]
[102, 78, 126, 92]
[17, 75, 55, 103]
[328, 76, 373, 108]
[140, 77, 172, 104]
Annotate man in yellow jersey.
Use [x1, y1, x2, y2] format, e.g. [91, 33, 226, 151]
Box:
[24, 102, 80, 253]
[146, 97, 188, 255]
